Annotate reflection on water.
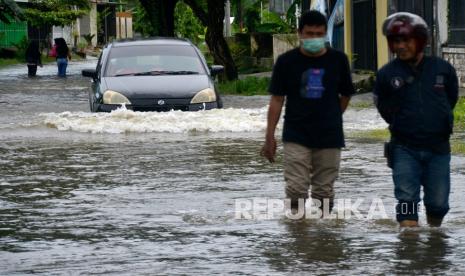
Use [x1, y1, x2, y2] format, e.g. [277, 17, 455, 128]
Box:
[1, 60, 465, 274]
[263, 220, 346, 273]
[284, 220, 346, 263]
[395, 230, 451, 274]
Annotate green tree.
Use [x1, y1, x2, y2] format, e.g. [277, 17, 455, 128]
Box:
[234, 0, 243, 32]
[185, 0, 238, 80]
[0, 0, 24, 23]
[256, 9, 292, 33]
[24, 0, 90, 27]
[242, 0, 261, 32]
[174, 1, 204, 45]
[285, 0, 301, 30]
[234, 0, 297, 33]
[135, 1, 203, 41]
[137, 0, 238, 80]
[132, 2, 155, 36]
[138, 0, 179, 36]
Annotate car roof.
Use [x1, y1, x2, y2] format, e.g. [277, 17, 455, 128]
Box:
[109, 37, 193, 48]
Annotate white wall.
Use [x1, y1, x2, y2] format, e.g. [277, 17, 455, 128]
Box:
[438, 0, 448, 45]
[52, 26, 72, 45]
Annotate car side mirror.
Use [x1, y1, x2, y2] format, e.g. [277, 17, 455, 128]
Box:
[82, 69, 97, 79]
[210, 65, 224, 76]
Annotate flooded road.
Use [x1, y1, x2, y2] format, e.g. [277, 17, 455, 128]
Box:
[1, 60, 465, 275]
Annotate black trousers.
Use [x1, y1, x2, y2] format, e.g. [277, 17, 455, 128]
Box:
[28, 65, 37, 77]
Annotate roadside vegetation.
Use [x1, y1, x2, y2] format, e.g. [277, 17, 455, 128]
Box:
[0, 58, 20, 68]
[217, 76, 270, 95]
[348, 97, 465, 155]
[453, 97, 465, 130]
[348, 100, 374, 110]
[217, 75, 377, 96]
[348, 129, 389, 141]
[451, 140, 465, 154]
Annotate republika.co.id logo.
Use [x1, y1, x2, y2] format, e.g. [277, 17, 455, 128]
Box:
[234, 197, 423, 220]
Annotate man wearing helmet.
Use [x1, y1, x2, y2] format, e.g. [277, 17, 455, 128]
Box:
[374, 12, 459, 227]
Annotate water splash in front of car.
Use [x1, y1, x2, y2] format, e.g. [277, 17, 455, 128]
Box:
[39, 107, 386, 134]
[40, 107, 270, 134]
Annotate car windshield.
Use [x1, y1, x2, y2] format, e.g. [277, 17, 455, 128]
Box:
[104, 44, 206, 77]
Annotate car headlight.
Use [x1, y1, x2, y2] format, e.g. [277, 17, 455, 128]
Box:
[103, 90, 131, 105]
[190, 88, 216, 104]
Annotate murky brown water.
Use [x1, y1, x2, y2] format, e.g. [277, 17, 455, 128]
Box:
[1, 60, 465, 275]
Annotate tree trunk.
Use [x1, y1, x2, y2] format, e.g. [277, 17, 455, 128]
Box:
[139, 0, 178, 36]
[163, 0, 177, 36]
[237, 0, 243, 31]
[205, 0, 238, 80]
[155, 0, 238, 80]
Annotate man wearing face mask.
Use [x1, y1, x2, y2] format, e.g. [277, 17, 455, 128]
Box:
[374, 13, 458, 227]
[261, 10, 355, 216]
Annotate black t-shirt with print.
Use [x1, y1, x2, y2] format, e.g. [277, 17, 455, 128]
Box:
[269, 47, 355, 149]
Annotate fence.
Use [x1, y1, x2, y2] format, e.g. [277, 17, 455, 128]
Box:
[0, 20, 28, 48]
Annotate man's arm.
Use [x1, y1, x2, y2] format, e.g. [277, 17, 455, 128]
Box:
[340, 95, 351, 113]
[373, 72, 395, 124]
[446, 65, 459, 109]
[339, 53, 355, 111]
[261, 95, 285, 163]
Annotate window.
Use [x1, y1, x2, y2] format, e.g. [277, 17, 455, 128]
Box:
[104, 45, 206, 77]
[449, 0, 465, 46]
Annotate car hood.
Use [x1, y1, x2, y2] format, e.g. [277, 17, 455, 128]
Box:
[102, 75, 212, 99]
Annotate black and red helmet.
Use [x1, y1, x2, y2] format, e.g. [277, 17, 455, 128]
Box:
[382, 12, 429, 53]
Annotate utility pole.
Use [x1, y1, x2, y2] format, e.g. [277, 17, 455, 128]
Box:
[225, 0, 231, 37]
[432, 0, 441, 57]
[295, 4, 301, 29]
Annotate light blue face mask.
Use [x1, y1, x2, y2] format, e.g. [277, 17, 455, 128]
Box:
[301, 37, 326, 54]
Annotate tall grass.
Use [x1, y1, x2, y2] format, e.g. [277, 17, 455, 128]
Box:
[0, 58, 21, 68]
[217, 76, 270, 96]
[454, 97, 465, 131]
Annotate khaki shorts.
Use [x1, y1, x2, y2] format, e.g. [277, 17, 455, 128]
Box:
[283, 142, 341, 204]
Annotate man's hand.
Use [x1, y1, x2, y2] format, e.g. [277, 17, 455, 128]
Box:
[261, 95, 284, 163]
[340, 95, 351, 113]
[261, 136, 277, 163]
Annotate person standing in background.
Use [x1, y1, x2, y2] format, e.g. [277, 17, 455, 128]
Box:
[25, 40, 42, 77]
[54, 38, 71, 77]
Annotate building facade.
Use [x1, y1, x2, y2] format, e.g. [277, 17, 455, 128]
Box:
[344, 0, 465, 87]
[0, 0, 132, 49]
[302, 0, 465, 87]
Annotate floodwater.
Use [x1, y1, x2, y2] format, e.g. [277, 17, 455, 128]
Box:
[1, 60, 465, 275]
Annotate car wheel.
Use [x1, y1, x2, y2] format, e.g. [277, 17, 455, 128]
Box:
[88, 91, 96, 112]
[217, 94, 223, 108]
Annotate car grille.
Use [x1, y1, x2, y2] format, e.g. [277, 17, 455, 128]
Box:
[130, 98, 191, 112]
[133, 105, 189, 112]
